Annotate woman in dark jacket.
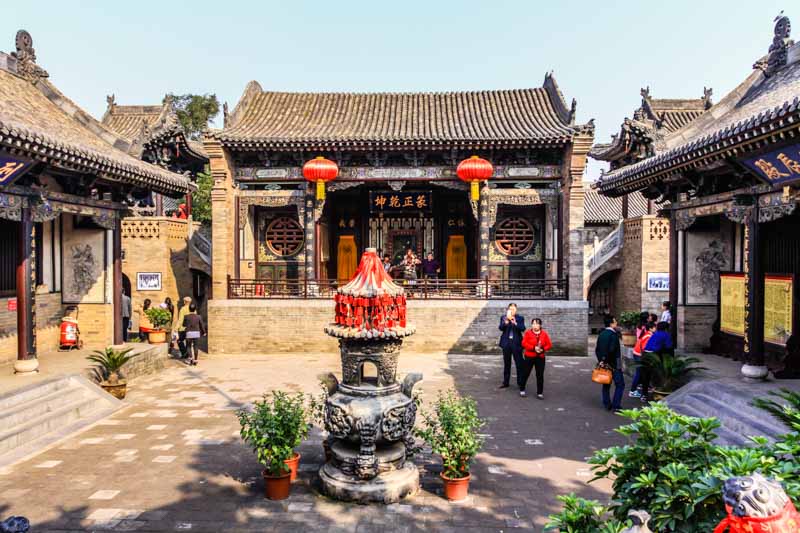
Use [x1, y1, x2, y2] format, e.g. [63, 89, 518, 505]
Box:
[182, 303, 206, 366]
[595, 315, 624, 411]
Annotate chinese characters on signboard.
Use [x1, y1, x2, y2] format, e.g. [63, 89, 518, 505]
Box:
[720, 272, 745, 337]
[764, 274, 793, 346]
[742, 144, 800, 185]
[369, 191, 432, 213]
[0, 156, 31, 186]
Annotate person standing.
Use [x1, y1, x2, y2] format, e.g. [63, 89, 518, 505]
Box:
[660, 301, 672, 324]
[521, 318, 552, 399]
[175, 296, 192, 358]
[630, 321, 655, 399]
[121, 290, 132, 342]
[383, 254, 392, 273]
[135, 298, 154, 342]
[640, 321, 674, 401]
[498, 303, 526, 395]
[422, 252, 440, 280]
[595, 315, 624, 411]
[182, 303, 206, 366]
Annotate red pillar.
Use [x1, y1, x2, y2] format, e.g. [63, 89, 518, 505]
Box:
[15, 206, 38, 373]
[113, 215, 123, 345]
[185, 191, 193, 218]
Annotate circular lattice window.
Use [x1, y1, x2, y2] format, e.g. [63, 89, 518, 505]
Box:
[265, 216, 304, 256]
[495, 217, 535, 256]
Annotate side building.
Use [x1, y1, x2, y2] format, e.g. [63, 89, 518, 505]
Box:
[0, 30, 192, 371]
[586, 88, 712, 330]
[595, 14, 800, 379]
[203, 74, 595, 355]
[99, 97, 211, 327]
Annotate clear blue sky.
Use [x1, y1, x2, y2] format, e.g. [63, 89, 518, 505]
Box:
[2, 1, 791, 179]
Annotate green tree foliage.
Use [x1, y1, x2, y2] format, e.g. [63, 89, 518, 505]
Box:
[544, 495, 627, 532]
[167, 93, 220, 140]
[190, 169, 213, 225]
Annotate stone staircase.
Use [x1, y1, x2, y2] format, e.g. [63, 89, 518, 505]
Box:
[0, 375, 122, 467]
[665, 379, 793, 446]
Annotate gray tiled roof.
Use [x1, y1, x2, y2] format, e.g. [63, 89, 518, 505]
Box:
[0, 65, 192, 195]
[595, 61, 797, 195]
[211, 74, 592, 151]
[584, 188, 649, 224]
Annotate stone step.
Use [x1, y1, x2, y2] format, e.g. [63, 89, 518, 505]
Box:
[0, 385, 90, 429]
[665, 379, 792, 446]
[0, 375, 122, 467]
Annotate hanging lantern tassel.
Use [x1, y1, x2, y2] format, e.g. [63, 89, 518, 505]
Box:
[316, 180, 326, 201]
[470, 180, 480, 201]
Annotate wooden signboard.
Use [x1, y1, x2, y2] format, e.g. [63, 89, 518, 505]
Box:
[764, 274, 793, 346]
[720, 272, 745, 336]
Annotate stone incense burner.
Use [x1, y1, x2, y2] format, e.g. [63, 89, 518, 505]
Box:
[320, 248, 421, 503]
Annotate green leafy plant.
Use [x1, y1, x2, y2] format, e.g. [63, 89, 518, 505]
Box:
[618, 311, 641, 331]
[752, 388, 800, 431]
[144, 307, 172, 330]
[237, 391, 309, 477]
[166, 93, 220, 140]
[189, 169, 213, 225]
[631, 352, 707, 392]
[86, 346, 136, 384]
[544, 494, 627, 532]
[415, 389, 485, 479]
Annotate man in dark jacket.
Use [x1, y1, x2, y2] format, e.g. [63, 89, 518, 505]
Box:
[595, 315, 624, 411]
[182, 304, 206, 366]
[498, 303, 527, 395]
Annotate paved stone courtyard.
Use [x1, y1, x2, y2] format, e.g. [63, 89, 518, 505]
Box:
[0, 351, 626, 531]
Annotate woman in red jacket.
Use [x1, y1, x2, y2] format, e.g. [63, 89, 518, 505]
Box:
[521, 318, 553, 399]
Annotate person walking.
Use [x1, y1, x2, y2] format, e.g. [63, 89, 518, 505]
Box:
[630, 320, 655, 399]
[175, 296, 192, 358]
[595, 315, 624, 411]
[521, 318, 552, 399]
[121, 290, 132, 342]
[135, 298, 154, 342]
[498, 303, 526, 395]
[182, 303, 206, 366]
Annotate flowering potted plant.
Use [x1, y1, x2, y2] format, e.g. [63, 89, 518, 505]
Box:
[86, 346, 137, 399]
[237, 391, 309, 500]
[143, 307, 172, 344]
[416, 390, 485, 501]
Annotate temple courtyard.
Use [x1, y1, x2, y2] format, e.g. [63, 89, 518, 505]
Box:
[0, 351, 624, 532]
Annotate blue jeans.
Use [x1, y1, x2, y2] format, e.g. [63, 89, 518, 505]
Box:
[630, 356, 642, 391]
[602, 369, 625, 410]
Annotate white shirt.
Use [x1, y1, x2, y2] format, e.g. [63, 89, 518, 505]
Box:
[660, 309, 672, 323]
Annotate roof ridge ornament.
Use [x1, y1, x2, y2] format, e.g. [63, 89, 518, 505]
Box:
[106, 94, 116, 114]
[11, 30, 49, 83]
[757, 12, 792, 76]
[702, 87, 713, 109]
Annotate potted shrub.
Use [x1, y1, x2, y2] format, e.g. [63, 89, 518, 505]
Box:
[634, 351, 707, 399]
[86, 346, 137, 399]
[237, 391, 309, 499]
[144, 307, 172, 344]
[618, 311, 641, 347]
[416, 389, 485, 501]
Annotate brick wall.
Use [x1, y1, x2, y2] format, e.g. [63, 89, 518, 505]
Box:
[0, 290, 67, 366]
[122, 217, 197, 330]
[208, 299, 588, 356]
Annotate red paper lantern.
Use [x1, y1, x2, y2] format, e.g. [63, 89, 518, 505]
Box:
[457, 155, 493, 201]
[303, 156, 338, 200]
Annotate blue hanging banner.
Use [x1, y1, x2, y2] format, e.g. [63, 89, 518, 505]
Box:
[741, 144, 800, 186]
[0, 155, 33, 186]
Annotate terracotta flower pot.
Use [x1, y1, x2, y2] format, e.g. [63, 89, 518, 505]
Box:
[284, 452, 301, 482]
[621, 332, 637, 347]
[440, 472, 471, 501]
[101, 381, 127, 400]
[263, 470, 291, 500]
[148, 330, 167, 344]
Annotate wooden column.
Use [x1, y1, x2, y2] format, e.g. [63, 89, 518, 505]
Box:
[742, 211, 767, 378]
[15, 206, 38, 373]
[112, 215, 123, 345]
[185, 190, 193, 218]
[233, 196, 240, 279]
[668, 210, 679, 343]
